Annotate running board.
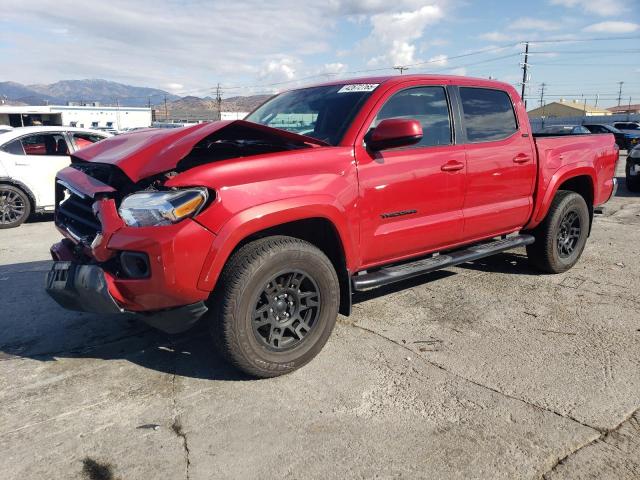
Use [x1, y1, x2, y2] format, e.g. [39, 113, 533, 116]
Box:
[352, 234, 535, 291]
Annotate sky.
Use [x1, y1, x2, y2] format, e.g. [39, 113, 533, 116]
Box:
[1, 0, 639, 107]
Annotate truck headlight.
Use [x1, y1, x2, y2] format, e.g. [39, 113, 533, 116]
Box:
[118, 188, 208, 227]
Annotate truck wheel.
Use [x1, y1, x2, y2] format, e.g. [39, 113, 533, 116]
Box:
[626, 161, 640, 192]
[0, 185, 31, 229]
[526, 190, 589, 273]
[209, 236, 340, 378]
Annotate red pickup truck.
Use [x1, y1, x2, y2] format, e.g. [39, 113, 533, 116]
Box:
[46, 75, 618, 377]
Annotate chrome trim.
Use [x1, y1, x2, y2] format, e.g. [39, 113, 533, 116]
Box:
[57, 179, 88, 199]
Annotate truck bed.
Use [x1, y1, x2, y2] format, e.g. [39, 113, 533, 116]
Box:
[529, 133, 618, 225]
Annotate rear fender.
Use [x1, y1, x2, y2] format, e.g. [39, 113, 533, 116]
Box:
[526, 165, 595, 229]
[196, 196, 356, 292]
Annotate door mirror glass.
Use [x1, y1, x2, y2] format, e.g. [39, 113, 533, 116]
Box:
[366, 118, 423, 151]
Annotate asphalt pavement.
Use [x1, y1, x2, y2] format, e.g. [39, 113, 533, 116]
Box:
[0, 155, 638, 479]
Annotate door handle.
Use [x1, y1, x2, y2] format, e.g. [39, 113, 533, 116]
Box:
[441, 161, 464, 172]
[513, 154, 531, 164]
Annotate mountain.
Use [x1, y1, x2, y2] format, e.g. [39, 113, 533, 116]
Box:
[159, 94, 271, 113]
[0, 81, 58, 105]
[0, 79, 179, 107]
[0, 79, 270, 115]
[222, 95, 272, 112]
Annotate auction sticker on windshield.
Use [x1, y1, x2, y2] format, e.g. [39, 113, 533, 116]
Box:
[337, 84, 379, 93]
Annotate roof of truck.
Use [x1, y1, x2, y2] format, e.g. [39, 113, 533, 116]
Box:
[296, 74, 514, 91]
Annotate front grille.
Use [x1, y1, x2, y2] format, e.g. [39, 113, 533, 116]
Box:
[55, 181, 101, 243]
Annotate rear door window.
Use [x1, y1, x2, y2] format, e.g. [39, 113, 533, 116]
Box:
[372, 86, 452, 147]
[20, 133, 70, 156]
[459, 87, 518, 142]
[1, 139, 25, 155]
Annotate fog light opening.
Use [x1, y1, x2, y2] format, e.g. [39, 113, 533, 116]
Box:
[120, 252, 150, 278]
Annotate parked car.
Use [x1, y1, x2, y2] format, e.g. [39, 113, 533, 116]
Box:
[0, 126, 110, 228]
[626, 144, 640, 192]
[537, 125, 591, 135]
[583, 123, 640, 150]
[613, 121, 640, 134]
[45, 76, 618, 377]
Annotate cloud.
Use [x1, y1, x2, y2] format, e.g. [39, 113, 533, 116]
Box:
[0, 0, 345, 91]
[449, 67, 467, 76]
[549, 0, 627, 17]
[258, 57, 298, 82]
[583, 21, 639, 33]
[508, 17, 562, 31]
[166, 83, 184, 92]
[427, 54, 448, 67]
[365, 4, 444, 66]
[479, 31, 510, 42]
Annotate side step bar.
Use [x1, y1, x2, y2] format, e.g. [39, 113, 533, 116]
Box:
[352, 234, 535, 291]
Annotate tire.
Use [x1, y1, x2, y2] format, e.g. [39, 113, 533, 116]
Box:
[526, 190, 590, 273]
[0, 185, 31, 229]
[626, 161, 640, 193]
[209, 235, 340, 378]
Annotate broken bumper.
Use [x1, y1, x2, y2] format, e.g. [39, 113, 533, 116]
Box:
[45, 261, 208, 333]
[46, 262, 123, 314]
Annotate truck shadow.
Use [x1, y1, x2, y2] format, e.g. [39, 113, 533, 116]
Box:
[0, 260, 250, 382]
[0, 253, 540, 379]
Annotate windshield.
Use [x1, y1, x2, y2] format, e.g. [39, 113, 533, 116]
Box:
[245, 84, 378, 146]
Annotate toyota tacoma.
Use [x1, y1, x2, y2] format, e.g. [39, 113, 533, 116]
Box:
[46, 75, 618, 377]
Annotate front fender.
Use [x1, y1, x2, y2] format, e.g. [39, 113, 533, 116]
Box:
[195, 196, 357, 292]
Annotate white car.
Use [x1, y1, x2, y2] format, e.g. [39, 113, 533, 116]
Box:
[0, 126, 111, 228]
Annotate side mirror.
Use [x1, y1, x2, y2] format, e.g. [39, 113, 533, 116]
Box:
[366, 118, 423, 151]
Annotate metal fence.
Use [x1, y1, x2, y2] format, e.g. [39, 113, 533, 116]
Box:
[529, 113, 640, 132]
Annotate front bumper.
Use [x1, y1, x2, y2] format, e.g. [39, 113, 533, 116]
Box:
[45, 261, 208, 333]
[46, 262, 123, 314]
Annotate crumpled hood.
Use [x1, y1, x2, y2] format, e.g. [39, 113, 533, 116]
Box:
[72, 120, 328, 183]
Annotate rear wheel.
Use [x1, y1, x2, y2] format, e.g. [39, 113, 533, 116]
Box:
[0, 185, 31, 229]
[626, 161, 640, 192]
[526, 190, 590, 273]
[209, 236, 339, 378]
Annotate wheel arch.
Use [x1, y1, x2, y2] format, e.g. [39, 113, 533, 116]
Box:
[527, 167, 596, 231]
[0, 177, 37, 213]
[197, 200, 356, 316]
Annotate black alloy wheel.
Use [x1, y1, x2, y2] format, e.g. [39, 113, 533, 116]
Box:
[556, 210, 581, 258]
[0, 185, 31, 229]
[252, 270, 321, 351]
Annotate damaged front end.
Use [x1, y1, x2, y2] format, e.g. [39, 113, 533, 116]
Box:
[46, 120, 322, 333]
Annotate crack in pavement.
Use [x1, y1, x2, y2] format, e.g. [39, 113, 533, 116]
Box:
[540, 407, 640, 480]
[350, 323, 601, 432]
[350, 323, 640, 479]
[171, 353, 191, 480]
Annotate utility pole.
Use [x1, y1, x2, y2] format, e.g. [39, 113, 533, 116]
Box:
[164, 95, 168, 121]
[617, 81, 624, 106]
[538, 82, 546, 107]
[393, 66, 409, 75]
[215, 83, 222, 121]
[594, 94, 599, 108]
[520, 41, 530, 108]
[115, 98, 121, 131]
[147, 96, 151, 109]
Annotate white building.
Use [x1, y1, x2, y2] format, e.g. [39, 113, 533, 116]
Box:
[0, 104, 152, 130]
[221, 111, 249, 120]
